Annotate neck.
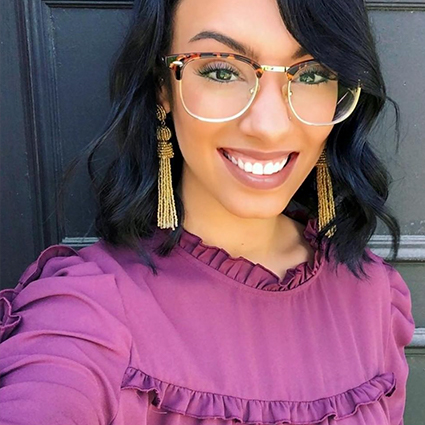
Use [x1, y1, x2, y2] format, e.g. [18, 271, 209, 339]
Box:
[178, 171, 295, 264]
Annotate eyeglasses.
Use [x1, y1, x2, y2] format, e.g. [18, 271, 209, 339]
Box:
[161, 52, 362, 126]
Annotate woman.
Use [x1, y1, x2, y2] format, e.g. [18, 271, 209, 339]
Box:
[0, 0, 415, 424]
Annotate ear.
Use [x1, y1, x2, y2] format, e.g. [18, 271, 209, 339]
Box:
[157, 78, 172, 114]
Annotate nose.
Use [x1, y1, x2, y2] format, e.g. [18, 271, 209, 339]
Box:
[238, 74, 293, 146]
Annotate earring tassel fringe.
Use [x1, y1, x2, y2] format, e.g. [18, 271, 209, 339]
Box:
[316, 150, 336, 238]
[157, 140, 178, 230]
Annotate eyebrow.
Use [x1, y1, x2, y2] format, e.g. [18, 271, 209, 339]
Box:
[188, 30, 310, 62]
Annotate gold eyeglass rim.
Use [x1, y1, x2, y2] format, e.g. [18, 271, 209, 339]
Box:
[161, 52, 362, 126]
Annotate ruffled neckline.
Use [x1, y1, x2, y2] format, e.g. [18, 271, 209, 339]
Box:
[176, 212, 323, 292]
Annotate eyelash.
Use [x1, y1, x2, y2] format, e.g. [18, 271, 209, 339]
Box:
[297, 67, 334, 82]
[196, 63, 242, 82]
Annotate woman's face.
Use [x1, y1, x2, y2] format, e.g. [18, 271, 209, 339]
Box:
[160, 0, 334, 221]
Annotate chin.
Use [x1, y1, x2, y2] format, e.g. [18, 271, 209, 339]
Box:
[221, 198, 290, 221]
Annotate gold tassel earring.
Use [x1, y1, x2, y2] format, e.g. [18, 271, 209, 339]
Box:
[316, 148, 336, 238]
[156, 104, 178, 230]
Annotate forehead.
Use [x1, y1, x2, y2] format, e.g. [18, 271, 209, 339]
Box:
[172, 0, 304, 62]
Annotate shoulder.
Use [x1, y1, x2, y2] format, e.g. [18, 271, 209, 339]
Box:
[1, 240, 134, 344]
[365, 248, 415, 329]
[318, 246, 408, 317]
[16, 238, 139, 287]
[17, 243, 104, 284]
[363, 246, 407, 290]
[12, 240, 126, 297]
[364, 247, 415, 340]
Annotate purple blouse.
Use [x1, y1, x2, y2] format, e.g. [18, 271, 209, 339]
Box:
[0, 214, 415, 425]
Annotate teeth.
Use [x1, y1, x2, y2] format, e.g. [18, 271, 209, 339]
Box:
[263, 162, 275, 175]
[223, 150, 291, 176]
[244, 162, 253, 172]
[252, 163, 263, 175]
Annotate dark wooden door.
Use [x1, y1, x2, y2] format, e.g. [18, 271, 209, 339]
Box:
[1, 1, 424, 423]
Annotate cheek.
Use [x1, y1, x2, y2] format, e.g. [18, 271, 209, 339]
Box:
[173, 109, 204, 152]
[290, 126, 333, 178]
[303, 124, 333, 144]
[300, 125, 333, 163]
[171, 87, 231, 166]
[171, 106, 218, 174]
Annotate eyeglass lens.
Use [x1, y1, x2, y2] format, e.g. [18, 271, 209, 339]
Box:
[178, 57, 358, 124]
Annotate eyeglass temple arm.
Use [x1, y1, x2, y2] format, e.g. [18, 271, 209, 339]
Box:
[162, 55, 182, 68]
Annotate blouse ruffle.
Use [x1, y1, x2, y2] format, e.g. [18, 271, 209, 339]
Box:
[177, 216, 322, 291]
[122, 367, 396, 424]
[0, 245, 78, 343]
[0, 288, 21, 342]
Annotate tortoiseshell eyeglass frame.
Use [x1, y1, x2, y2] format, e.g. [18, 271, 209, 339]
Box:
[161, 52, 362, 125]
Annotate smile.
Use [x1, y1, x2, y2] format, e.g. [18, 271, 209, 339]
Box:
[218, 148, 298, 191]
[221, 150, 292, 176]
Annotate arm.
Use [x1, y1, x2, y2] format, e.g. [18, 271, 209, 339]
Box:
[0, 246, 132, 425]
[382, 262, 415, 425]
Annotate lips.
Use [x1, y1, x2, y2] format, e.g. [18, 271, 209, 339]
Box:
[222, 150, 293, 175]
[218, 148, 298, 190]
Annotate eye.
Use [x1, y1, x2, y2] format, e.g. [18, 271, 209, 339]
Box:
[294, 63, 337, 85]
[195, 61, 244, 83]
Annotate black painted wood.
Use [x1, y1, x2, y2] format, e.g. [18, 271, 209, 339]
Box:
[1, 0, 131, 288]
[0, 0, 42, 286]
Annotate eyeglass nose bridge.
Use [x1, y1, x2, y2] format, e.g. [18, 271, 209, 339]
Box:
[252, 65, 294, 98]
[260, 65, 291, 73]
[257, 64, 294, 81]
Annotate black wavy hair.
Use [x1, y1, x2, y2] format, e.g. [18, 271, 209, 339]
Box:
[60, 0, 401, 280]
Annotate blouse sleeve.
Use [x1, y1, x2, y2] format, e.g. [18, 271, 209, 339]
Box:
[382, 261, 416, 425]
[0, 245, 132, 425]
